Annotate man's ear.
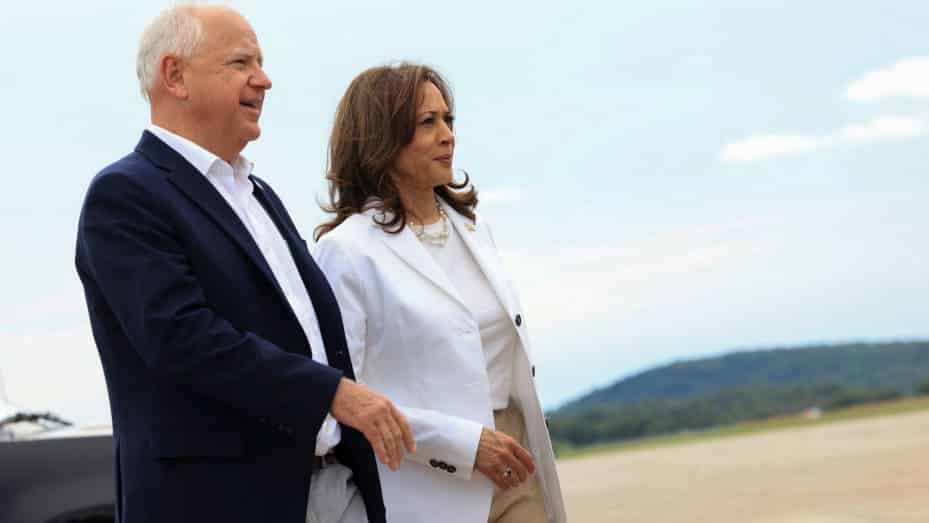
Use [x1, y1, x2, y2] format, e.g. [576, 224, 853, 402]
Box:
[160, 54, 189, 100]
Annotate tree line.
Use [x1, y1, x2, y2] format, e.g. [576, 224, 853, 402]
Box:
[549, 379, 929, 450]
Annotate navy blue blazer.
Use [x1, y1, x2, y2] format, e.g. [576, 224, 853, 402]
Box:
[75, 131, 384, 523]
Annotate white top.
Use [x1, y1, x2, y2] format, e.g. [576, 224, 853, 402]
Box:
[418, 218, 516, 409]
[147, 125, 341, 455]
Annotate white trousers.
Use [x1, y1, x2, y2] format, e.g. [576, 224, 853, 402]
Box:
[305, 462, 368, 523]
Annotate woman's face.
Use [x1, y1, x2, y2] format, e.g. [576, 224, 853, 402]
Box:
[392, 81, 455, 191]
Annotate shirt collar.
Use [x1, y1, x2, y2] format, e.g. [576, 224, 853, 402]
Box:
[147, 124, 255, 182]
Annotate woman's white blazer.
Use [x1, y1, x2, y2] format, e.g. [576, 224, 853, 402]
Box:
[314, 202, 566, 523]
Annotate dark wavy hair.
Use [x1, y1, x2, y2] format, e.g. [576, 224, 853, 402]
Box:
[314, 63, 478, 240]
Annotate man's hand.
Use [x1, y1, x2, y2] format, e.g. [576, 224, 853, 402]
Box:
[474, 427, 535, 489]
[330, 378, 415, 470]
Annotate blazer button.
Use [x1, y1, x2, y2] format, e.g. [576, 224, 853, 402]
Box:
[514, 314, 522, 327]
[429, 459, 439, 468]
[532, 365, 536, 377]
[447, 465, 457, 474]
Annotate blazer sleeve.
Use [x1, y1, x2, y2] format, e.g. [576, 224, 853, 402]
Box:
[76, 170, 343, 442]
[314, 233, 483, 481]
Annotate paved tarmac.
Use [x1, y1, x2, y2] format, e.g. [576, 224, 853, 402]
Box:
[558, 410, 929, 522]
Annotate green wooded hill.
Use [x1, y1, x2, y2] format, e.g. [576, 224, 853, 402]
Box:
[548, 341, 929, 448]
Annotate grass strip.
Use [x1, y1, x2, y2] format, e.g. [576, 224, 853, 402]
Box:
[556, 395, 929, 460]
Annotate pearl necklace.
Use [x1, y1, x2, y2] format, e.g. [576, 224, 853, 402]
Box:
[409, 198, 449, 247]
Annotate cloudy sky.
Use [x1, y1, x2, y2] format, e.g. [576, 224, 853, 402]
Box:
[2, 1, 927, 425]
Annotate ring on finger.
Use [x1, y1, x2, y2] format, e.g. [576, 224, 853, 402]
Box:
[503, 467, 513, 479]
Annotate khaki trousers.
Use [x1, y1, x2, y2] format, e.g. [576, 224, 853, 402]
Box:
[488, 403, 548, 523]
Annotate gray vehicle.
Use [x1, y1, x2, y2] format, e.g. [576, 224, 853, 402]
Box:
[0, 396, 115, 523]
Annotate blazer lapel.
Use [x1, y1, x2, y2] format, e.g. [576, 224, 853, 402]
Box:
[371, 209, 468, 311]
[249, 177, 304, 268]
[136, 132, 286, 303]
[251, 178, 356, 377]
[444, 204, 537, 357]
[442, 201, 516, 317]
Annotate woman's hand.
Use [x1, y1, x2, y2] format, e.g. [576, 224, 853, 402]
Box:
[474, 426, 536, 489]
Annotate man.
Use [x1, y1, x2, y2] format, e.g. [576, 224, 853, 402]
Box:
[74, 5, 413, 522]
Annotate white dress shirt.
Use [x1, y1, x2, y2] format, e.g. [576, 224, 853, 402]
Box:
[147, 125, 341, 456]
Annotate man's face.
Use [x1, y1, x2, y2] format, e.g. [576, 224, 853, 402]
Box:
[182, 8, 271, 159]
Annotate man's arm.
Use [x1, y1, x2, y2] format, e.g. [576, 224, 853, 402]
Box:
[78, 170, 341, 441]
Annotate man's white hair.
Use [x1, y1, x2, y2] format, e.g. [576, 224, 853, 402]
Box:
[135, 5, 206, 102]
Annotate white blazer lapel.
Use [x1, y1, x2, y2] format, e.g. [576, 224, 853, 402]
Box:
[372, 209, 468, 311]
[442, 201, 516, 318]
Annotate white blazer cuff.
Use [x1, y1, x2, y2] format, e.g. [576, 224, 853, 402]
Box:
[401, 407, 483, 481]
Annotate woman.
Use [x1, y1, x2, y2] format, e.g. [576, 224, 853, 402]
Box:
[313, 63, 566, 523]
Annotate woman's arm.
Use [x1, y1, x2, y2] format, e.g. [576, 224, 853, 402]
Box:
[314, 234, 483, 480]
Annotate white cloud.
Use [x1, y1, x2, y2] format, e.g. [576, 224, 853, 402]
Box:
[722, 57, 929, 164]
[720, 115, 927, 163]
[479, 186, 524, 205]
[720, 135, 820, 163]
[500, 221, 770, 335]
[847, 57, 929, 101]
